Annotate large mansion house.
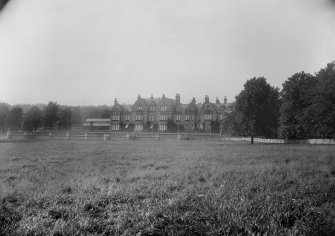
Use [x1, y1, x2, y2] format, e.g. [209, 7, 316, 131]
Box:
[108, 94, 234, 133]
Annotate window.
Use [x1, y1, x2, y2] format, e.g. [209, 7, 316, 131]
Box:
[125, 115, 130, 121]
[135, 124, 143, 131]
[159, 115, 167, 121]
[136, 106, 143, 112]
[160, 106, 167, 112]
[176, 115, 180, 121]
[159, 124, 167, 131]
[150, 106, 155, 111]
[111, 125, 119, 131]
[111, 115, 118, 121]
[185, 115, 190, 121]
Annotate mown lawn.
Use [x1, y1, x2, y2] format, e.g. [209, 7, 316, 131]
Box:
[0, 139, 335, 235]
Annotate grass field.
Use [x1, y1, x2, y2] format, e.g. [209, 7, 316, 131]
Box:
[0, 140, 335, 235]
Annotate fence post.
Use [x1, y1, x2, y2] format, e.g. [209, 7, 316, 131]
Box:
[103, 133, 110, 141]
[6, 129, 11, 140]
[65, 131, 70, 140]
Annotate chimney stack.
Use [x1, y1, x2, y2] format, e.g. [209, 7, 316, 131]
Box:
[204, 95, 209, 104]
[114, 98, 118, 106]
[191, 98, 196, 104]
[175, 93, 180, 105]
[224, 96, 227, 104]
[216, 97, 220, 104]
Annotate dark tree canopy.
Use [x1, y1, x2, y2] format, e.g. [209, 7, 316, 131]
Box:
[279, 62, 335, 139]
[23, 106, 42, 132]
[58, 107, 72, 130]
[314, 62, 335, 138]
[279, 72, 317, 139]
[6, 106, 23, 130]
[101, 109, 111, 119]
[0, 0, 9, 11]
[0, 103, 10, 131]
[167, 118, 178, 132]
[71, 106, 82, 126]
[43, 101, 60, 129]
[232, 77, 280, 139]
[211, 119, 220, 134]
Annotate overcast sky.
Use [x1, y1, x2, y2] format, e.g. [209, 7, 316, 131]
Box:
[0, 0, 334, 106]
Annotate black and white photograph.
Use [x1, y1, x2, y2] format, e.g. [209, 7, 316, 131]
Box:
[0, 0, 334, 235]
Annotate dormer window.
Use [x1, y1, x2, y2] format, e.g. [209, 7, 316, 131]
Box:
[160, 106, 167, 112]
[136, 106, 143, 112]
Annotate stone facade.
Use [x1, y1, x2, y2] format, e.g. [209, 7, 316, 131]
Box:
[110, 94, 234, 133]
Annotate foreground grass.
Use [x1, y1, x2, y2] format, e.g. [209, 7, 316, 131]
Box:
[0, 140, 335, 235]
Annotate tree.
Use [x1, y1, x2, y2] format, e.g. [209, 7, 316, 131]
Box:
[211, 119, 220, 134]
[6, 107, 23, 131]
[313, 61, 335, 138]
[43, 101, 60, 129]
[0, 103, 9, 131]
[23, 106, 42, 132]
[58, 107, 72, 130]
[279, 72, 317, 139]
[71, 106, 82, 126]
[167, 118, 177, 132]
[145, 121, 153, 132]
[221, 112, 234, 134]
[101, 109, 111, 119]
[81, 106, 111, 120]
[233, 77, 280, 143]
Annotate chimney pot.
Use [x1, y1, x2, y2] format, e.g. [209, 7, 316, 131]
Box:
[205, 95, 209, 104]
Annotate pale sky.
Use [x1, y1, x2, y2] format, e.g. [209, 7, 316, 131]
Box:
[0, 0, 334, 106]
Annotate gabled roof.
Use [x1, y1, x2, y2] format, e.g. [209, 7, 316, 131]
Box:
[175, 104, 188, 113]
[136, 96, 176, 111]
[122, 104, 132, 112]
[213, 102, 234, 114]
[184, 103, 198, 113]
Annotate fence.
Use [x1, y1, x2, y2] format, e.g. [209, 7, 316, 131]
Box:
[1, 131, 335, 145]
[220, 137, 335, 145]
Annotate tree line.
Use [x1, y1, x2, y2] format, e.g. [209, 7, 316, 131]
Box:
[0, 102, 111, 132]
[225, 61, 335, 140]
[1, 61, 334, 138]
